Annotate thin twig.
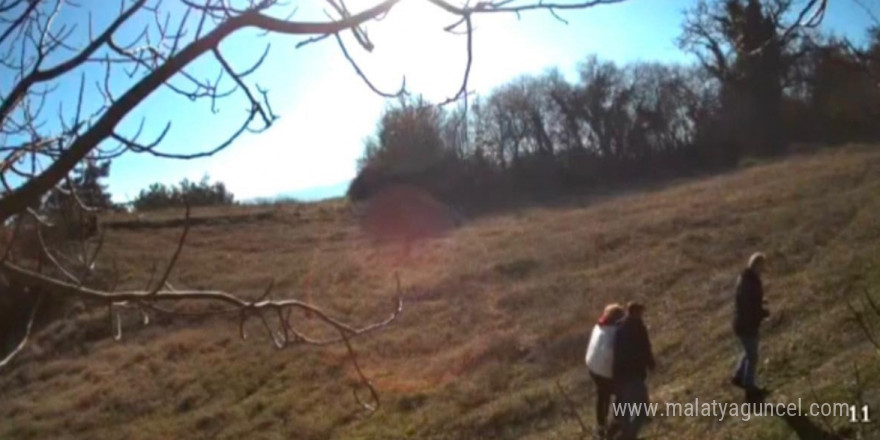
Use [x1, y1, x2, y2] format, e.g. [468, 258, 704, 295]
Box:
[148, 201, 190, 295]
[555, 379, 589, 438]
[0, 292, 44, 369]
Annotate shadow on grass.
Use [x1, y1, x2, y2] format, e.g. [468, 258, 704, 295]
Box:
[780, 414, 842, 440]
[748, 393, 842, 440]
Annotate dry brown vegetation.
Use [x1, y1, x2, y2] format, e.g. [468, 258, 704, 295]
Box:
[2, 146, 880, 439]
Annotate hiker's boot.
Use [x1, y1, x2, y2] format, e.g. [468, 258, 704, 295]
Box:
[746, 386, 769, 402]
[730, 375, 745, 389]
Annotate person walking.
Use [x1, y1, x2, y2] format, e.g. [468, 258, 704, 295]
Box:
[585, 303, 625, 438]
[731, 252, 770, 400]
[613, 302, 655, 440]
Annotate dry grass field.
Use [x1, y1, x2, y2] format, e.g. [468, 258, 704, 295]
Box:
[2, 146, 880, 440]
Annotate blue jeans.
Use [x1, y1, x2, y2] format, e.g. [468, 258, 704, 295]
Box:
[734, 335, 759, 388]
[616, 378, 649, 440]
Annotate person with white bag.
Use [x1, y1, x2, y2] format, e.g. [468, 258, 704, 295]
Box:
[585, 303, 625, 438]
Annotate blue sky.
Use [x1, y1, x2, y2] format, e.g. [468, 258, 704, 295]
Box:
[38, 0, 877, 202]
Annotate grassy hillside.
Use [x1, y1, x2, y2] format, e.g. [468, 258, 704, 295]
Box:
[3, 146, 880, 440]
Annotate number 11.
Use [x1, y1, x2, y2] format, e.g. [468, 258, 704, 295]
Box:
[852, 405, 871, 423]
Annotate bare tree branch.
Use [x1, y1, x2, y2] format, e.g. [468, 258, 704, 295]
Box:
[0, 0, 407, 222]
[438, 13, 474, 106]
[336, 32, 406, 98]
[0, 292, 43, 369]
[0, 253, 405, 360]
[147, 202, 191, 295]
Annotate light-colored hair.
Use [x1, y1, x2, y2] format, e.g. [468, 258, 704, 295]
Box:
[600, 303, 625, 323]
[748, 252, 766, 269]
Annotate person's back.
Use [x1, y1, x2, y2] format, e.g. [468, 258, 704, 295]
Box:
[613, 312, 655, 381]
[733, 267, 766, 338]
[613, 302, 655, 440]
[586, 321, 618, 378]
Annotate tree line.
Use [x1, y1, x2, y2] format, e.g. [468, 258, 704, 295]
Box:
[130, 176, 235, 211]
[31, 164, 235, 243]
[349, 0, 880, 210]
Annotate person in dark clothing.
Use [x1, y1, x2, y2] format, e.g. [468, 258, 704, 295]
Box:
[731, 252, 770, 399]
[613, 302, 655, 440]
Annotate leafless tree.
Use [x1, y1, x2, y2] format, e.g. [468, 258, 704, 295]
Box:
[679, 0, 827, 82]
[677, 0, 828, 157]
[0, 0, 645, 411]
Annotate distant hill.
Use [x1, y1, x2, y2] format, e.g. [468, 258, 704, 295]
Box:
[273, 181, 349, 202]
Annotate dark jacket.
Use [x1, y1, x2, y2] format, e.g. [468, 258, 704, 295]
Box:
[613, 315, 655, 381]
[733, 268, 769, 338]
